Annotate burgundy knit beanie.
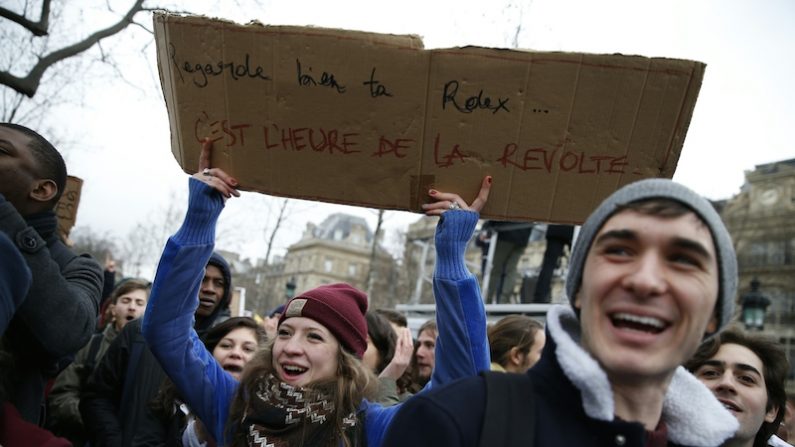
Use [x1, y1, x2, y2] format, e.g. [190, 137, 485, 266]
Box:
[278, 283, 369, 358]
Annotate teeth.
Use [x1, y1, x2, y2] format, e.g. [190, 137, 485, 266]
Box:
[613, 313, 665, 328]
[283, 365, 307, 374]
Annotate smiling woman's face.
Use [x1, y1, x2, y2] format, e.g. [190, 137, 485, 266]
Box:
[272, 317, 340, 387]
[212, 327, 259, 380]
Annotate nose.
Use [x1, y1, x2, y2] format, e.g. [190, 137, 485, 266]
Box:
[229, 346, 244, 359]
[714, 371, 737, 394]
[281, 335, 303, 355]
[622, 252, 667, 297]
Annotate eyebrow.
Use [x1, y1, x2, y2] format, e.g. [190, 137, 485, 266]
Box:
[594, 229, 637, 245]
[702, 359, 762, 377]
[670, 237, 713, 262]
[0, 138, 18, 151]
[594, 230, 713, 261]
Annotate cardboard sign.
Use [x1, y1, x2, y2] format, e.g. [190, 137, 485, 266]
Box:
[55, 175, 83, 240]
[154, 12, 705, 224]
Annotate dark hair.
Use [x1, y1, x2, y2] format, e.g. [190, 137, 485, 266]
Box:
[0, 123, 67, 204]
[685, 325, 790, 447]
[202, 316, 268, 353]
[149, 317, 267, 428]
[487, 315, 543, 369]
[374, 308, 407, 328]
[365, 311, 397, 374]
[110, 278, 151, 305]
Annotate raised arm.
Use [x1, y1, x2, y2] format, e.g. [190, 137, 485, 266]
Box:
[424, 176, 493, 387]
[141, 139, 240, 443]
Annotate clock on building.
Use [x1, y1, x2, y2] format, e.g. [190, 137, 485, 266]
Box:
[759, 187, 780, 206]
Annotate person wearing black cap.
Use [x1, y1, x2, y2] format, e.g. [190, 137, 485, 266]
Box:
[142, 139, 493, 447]
[383, 178, 742, 447]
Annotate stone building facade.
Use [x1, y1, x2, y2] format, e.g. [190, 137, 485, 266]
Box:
[260, 213, 399, 311]
[720, 158, 795, 390]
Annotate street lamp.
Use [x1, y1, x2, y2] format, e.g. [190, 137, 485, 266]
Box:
[741, 278, 771, 331]
[285, 277, 297, 300]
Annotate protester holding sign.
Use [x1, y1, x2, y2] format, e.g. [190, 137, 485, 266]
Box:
[142, 139, 492, 446]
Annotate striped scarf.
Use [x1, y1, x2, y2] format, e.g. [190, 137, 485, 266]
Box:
[242, 373, 357, 447]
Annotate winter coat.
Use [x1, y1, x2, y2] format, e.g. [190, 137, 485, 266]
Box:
[382, 305, 739, 447]
[0, 231, 30, 336]
[0, 194, 103, 424]
[80, 319, 166, 447]
[47, 323, 119, 444]
[80, 251, 232, 447]
[142, 177, 490, 447]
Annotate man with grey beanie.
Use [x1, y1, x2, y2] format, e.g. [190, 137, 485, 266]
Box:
[384, 178, 741, 447]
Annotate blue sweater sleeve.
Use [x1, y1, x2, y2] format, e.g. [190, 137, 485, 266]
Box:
[365, 210, 489, 447]
[430, 210, 490, 386]
[141, 178, 238, 444]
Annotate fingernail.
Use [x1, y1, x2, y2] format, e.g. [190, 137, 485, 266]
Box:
[487, 176, 493, 184]
[429, 189, 437, 195]
[231, 178, 238, 186]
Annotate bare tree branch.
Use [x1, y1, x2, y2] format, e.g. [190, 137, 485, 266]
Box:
[0, 0, 51, 36]
[264, 199, 290, 265]
[0, 0, 145, 97]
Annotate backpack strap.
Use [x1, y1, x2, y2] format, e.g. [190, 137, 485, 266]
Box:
[478, 371, 536, 447]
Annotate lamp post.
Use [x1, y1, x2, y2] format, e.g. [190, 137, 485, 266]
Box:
[741, 278, 771, 331]
[285, 277, 297, 300]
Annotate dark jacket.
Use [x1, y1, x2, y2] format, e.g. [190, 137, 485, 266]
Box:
[0, 194, 103, 424]
[383, 306, 739, 447]
[47, 323, 119, 446]
[80, 253, 232, 447]
[481, 220, 533, 246]
[0, 231, 31, 337]
[80, 320, 165, 447]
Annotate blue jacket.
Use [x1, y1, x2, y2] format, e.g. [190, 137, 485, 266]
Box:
[142, 178, 489, 446]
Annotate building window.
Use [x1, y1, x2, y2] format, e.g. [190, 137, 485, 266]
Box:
[324, 258, 333, 273]
[768, 240, 786, 265]
[348, 263, 358, 277]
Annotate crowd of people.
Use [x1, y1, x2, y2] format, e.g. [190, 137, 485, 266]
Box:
[1, 122, 793, 447]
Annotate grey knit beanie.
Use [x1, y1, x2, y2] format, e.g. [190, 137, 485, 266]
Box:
[565, 178, 737, 334]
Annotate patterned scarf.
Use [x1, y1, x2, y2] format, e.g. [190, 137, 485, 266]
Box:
[242, 373, 358, 447]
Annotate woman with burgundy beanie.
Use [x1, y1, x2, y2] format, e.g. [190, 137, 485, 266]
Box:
[142, 140, 493, 447]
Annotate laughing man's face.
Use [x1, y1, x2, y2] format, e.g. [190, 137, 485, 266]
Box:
[575, 209, 719, 385]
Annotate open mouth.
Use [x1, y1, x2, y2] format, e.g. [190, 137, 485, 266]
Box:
[125, 315, 135, 321]
[610, 312, 668, 334]
[281, 364, 308, 378]
[223, 364, 244, 374]
[718, 398, 741, 412]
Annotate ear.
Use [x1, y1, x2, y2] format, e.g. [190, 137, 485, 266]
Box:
[29, 179, 58, 203]
[765, 404, 780, 424]
[573, 290, 582, 310]
[508, 347, 524, 367]
[705, 313, 719, 335]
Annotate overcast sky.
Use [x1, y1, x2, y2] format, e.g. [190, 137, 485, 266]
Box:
[38, 0, 795, 271]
